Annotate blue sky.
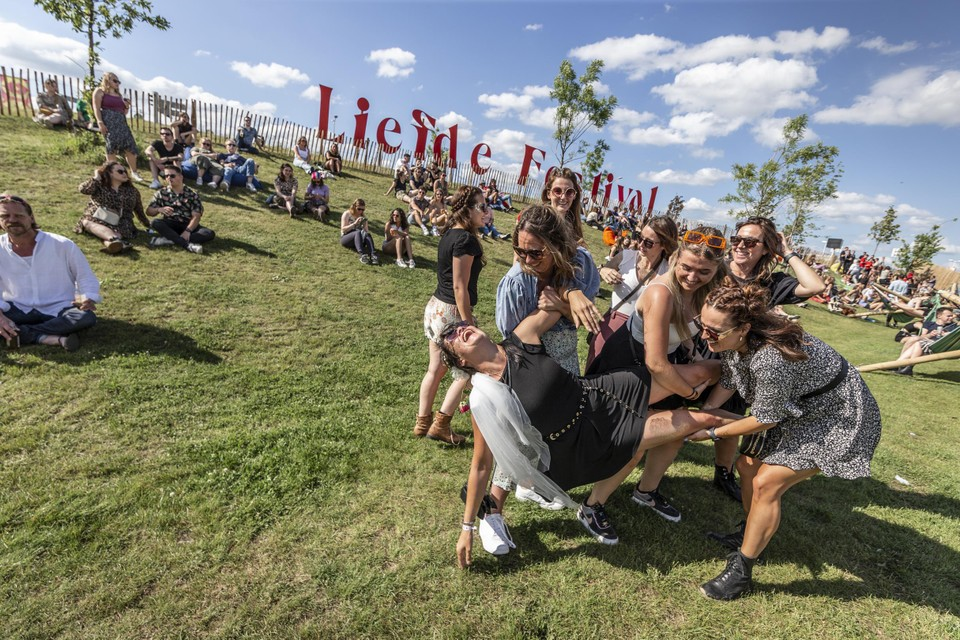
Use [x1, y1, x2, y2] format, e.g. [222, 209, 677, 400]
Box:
[1, 0, 958, 267]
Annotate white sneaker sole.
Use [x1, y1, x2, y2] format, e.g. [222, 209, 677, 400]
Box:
[576, 512, 618, 545]
[630, 493, 682, 523]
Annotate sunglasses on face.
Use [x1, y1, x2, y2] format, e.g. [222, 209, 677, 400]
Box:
[638, 237, 659, 250]
[682, 230, 727, 250]
[442, 321, 469, 343]
[730, 235, 762, 249]
[163, 174, 180, 179]
[514, 246, 546, 261]
[114, 168, 127, 174]
[160, 132, 172, 136]
[356, 208, 365, 212]
[550, 186, 577, 199]
[471, 202, 486, 211]
[693, 315, 739, 342]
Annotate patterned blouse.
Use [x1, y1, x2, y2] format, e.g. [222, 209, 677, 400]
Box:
[148, 186, 204, 223]
[274, 176, 298, 197]
[75, 178, 146, 239]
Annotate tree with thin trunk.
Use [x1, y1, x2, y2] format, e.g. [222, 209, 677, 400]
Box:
[550, 59, 617, 172]
[665, 195, 685, 221]
[720, 115, 842, 244]
[34, 0, 170, 88]
[868, 206, 901, 256]
[894, 225, 945, 273]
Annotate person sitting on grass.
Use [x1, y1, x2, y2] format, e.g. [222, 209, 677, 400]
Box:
[234, 115, 259, 154]
[145, 126, 185, 189]
[75, 161, 150, 254]
[172, 111, 195, 148]
[401, 188, 431, 235]
[266, 163, 299, 217]
[486, 178, 514, 212]
[384, 153, 411, 197]
[478, 203, 510, 241]
[145, 166, 215, 255]
[303, 172, 330, 222]
[0, 194, 100, 352]
[191, 138, 224, 188]
[893, 307, 958, 376]
[217, 141, 258, 192]
[324, 142, 343, 177]
[34, 77, 73, 128]
[383, 208, 416, 269]
[292, 136, 315, 175]
[340, 198, 378, 265]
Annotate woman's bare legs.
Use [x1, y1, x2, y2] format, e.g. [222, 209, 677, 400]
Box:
[739, 463, 818, 559]
[81, 218, 120, 242]
[418, 340, 448, 416]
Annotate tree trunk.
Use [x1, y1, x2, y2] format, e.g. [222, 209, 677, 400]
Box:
[87, 0, 95, 81]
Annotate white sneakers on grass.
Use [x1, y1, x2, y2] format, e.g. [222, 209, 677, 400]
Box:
[478, 513, 515, 556]
[516, 486, 565, 511]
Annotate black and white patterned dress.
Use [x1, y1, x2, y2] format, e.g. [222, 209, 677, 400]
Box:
[720, 333, 881, 479]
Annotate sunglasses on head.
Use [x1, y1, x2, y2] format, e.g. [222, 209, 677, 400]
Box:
[550, 186, 577, 199]
[693, 315, 739, 342]
[682, 230, 727, 250]
[730, 235, 762, 249]
[514, 246, 546, 261]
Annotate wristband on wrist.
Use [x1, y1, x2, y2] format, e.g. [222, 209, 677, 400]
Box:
[783, 252, 800, 262]
[708, 427, 720, 441]
[461, 522, 476, 532]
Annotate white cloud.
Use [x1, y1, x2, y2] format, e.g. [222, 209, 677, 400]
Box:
[815, 67, 960, 127]
[636, 167, 732, 186]
[366, 47, 416, 78]
[477, 128, 549, 176]
[664, 4, 673, 12]
[652, 58, 818, 119]
[691, 147, 723, 159]
[610, 107, 657, 127]
[524, 24, 543, 32]
[569, 27, 849, 81]
[478, 85, 555, 128]
[436, 111, 475, 143]
[194, 49, 211, 57]
[229, 61, 309, 88]
[300, 85, 320, 101]
[684, 197, 714, 212]
[589, 81, 611, 95]
[812, 192, 943, 232]
[619, 112, 745, 146]
[412, 84, 424, 92]
[751, 117, 819, 147]
[858, 36, 918, 55]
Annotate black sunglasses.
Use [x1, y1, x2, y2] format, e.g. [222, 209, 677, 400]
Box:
[514, 246, 546, 261]
[163, 173, 180, 179]
[693, 315, 739, 342]
[638, 238, 659, 250]
[730, 236, 762, 249]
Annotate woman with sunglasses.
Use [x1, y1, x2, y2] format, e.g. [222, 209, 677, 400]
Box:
[728, 216, 824, 307]
[540, 168, 585, 243]
[340, 199, 378, 264]
[688, 283, 881, 600]
[191, 138, 224, 188]
[383, 207, 416, 268]
[441, 313, 727, 568]
[292, 136, 315, 175]
[75, 161, 150, 253]
[92, 73, 142, 181]
[414, 186, 486, 445]
[590, 216, 679, 368]
[586, 227, 727, 522]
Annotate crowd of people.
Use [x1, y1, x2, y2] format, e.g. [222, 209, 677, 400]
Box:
[12, 74, 960, 604]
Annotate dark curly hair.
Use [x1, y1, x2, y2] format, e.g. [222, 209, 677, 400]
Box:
[704, 281, 809, 361]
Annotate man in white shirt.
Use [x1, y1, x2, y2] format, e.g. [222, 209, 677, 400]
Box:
[0, 194, 100, 351]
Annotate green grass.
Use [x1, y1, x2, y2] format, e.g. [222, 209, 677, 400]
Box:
[1, 115, 958, 639]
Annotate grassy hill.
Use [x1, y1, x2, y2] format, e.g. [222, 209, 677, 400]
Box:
[1, 115, 958, 639]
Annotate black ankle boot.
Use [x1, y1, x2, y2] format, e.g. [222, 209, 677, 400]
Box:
[706, 520, 746, 551]
[714, 464, 742, 503]
[700, 551, 754, 600]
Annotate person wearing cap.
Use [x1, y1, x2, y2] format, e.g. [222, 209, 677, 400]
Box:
[0, 194, 100, 351]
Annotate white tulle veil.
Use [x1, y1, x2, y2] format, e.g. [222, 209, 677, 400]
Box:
[470, 373, 577, 509]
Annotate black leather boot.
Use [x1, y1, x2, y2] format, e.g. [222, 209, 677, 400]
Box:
[714, 464, 742, 502]
[706, 520, 746, 551]
[700, 550, 755, 600]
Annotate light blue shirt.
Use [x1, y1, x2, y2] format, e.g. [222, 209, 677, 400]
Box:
[495, 247, 600, 338]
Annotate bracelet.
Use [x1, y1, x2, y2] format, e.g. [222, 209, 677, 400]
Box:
[461, 522, 476, 532]
[686, 387, 698, 400]
[783, 252, 800, 262]
[708, 427, 720, 441]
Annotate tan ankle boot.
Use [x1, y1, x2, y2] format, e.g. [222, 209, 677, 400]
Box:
[426, 411, 465, 445]
[413, 413, 433, 438]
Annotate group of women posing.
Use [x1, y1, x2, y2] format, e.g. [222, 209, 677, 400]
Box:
[416, 172, 881, 602]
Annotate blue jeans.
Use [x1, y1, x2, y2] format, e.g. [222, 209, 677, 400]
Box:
[480, 223, 503, 239]
[4, 302, 96, 344]
[223, 159, 257, 184]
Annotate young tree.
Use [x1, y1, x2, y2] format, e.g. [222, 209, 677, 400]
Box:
[868, 206, 902, 256]
[720, 115, 842, 243]
[665, 195, 685, 221]
[894, 225, 945, 272]
[550, 59, 617, 171]
[34, 0, 170, 86]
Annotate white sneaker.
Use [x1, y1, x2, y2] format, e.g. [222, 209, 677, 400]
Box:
[186, 243, 203, 254]
[149, 179, 161, 189]
[129, 171, 144, 182]
[406, 259, 416, 269]
[220, 181, 230, 192]
[431, 227, 440, 236]
[206, 182, 218, 189]
[421, 226, 429, 236]
[370, 254, 379, 266]
[395, 259, 406, 268]
[516, 486, 565, 511]
[478, 513, 516, 556]
[196, 176, 203, 186]
[246, 182, 257, 192]
[148, 236, 174, 248]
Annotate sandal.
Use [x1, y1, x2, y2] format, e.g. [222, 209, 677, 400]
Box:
[101, 238, 123, 254]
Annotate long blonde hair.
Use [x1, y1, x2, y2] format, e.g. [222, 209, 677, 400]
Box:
[661, 226, 728, 340]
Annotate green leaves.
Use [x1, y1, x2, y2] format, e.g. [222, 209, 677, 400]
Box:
[894, 224, 945, 272]
[549, 59, 617, 172]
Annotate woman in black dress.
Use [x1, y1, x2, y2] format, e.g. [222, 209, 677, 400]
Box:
[441, 310, 725, 568]
[689, 283, 881, 600]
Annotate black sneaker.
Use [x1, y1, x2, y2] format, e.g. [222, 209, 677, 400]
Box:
[460, 484, 497, 519]
[700, 551, 754, 601]
[714, 465, 743, 503]
[707, 520, 746, 551]
[577, 500, 619, 545]
[631, 486, 681, 522]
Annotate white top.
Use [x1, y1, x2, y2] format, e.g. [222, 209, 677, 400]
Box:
[627, 281, 696, 354]
[294, 145, 309, 161]
[0, 231, 101, 315]
[607, 249, 671, 312]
